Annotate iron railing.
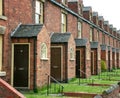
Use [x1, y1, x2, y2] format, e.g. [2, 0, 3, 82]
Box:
[78, 69, 94, 85]
[46, 74, 64, 96]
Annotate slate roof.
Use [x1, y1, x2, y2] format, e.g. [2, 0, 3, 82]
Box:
[11, 24, 43, 38]
[83, 6, 92, 11]
[92, 12, 98, 17]
[100, 44, 106, 50]
[51, 33, 71, 43]
[75, 38, 88, 46]
[116, 48, 120, 53]
[107, 46, 111, 51]
[112, 48, 116, 52]
[90, 42, 98, 48]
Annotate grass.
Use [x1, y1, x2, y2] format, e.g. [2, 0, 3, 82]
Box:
[23, 69, 120, 98]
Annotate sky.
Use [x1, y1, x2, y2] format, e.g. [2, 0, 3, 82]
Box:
[83, 0, 120, 30]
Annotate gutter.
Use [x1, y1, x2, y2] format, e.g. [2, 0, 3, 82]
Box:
[33, 37, 38, 93]
[50, 0, 120, 41]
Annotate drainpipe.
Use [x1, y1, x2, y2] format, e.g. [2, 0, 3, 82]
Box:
[33, 37, 38, 93]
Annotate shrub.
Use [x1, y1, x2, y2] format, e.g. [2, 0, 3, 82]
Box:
[101, 60, 107, 72]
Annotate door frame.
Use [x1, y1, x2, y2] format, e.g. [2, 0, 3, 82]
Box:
[11, 43, 30, 89]
[51, 46, 63, 81]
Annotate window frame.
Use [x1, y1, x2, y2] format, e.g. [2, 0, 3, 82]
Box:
[0, 35, 2, 71]
[40, 43, 48, 60]
[35, 0, 44, 24]
[70, 48, 75, 60]
[78, 21, 82, 38]
[61, 12, 67, 33]
[0, 0, 3, 15]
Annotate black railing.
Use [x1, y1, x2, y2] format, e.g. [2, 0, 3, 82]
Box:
[98, 69, 120, 80]
[78, 70, 94, 85]
[46, 74, 64, 96]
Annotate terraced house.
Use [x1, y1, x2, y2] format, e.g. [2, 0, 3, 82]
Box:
[0, 0, 120, 91]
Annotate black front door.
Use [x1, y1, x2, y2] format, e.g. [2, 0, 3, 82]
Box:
[13, 44, 29, 87]
[76, 50, 80, 78]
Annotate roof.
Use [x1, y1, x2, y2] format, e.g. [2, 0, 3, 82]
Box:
[51, 33, 71, 43]
[83, 6, 92, 11]
[90, 42, 98, 48]
[92, 12, 98, 17]
[107, 46, 111, 51]
[98, 16, 104, 21]
[100, 44, 106, 50]
[11, 24, 43, 38]
[104, 21, 109, 25]
[75, 38, 88, 46]
[112, 48, 116, 52]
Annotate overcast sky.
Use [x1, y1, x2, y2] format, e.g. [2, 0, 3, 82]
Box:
[83, 0, 120, 30]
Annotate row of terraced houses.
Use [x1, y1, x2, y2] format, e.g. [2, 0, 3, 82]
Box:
[0, 0, 120, 90]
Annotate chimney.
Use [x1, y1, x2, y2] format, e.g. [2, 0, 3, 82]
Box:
[92, 12, 98, 25]
[104, 21, 109, 32]
[68, 0, 83, 16]
[98, 16, 104, 29]
[83, 6, 92, 21]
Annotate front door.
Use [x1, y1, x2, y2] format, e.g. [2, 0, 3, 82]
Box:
[108, 51, 111, 71]
[51, 47, 62, 81]
[13, 44, 29, 88]
[91, 51, 95, 75]
[76, 50, 80, 78]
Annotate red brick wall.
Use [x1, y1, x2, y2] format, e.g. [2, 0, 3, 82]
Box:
[36, 26, 50, 88]
[1, 0, 34, 84]
[0, 78, 25, 98]
[67, 34, 76, 79]
[44, 1, 61, 33]
[67, 13, 78, 38]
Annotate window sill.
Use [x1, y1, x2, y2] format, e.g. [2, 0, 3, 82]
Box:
[0, 15, 7, 20]
[41, 58, 49, 61]
[0, 71, 6, 76]
[70, 59, 75, 61]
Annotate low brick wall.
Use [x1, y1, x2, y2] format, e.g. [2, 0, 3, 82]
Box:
[101, 84, 120, 98]
[0, 78, 25, 98]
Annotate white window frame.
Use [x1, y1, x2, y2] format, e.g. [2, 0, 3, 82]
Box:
[61, 13, 67, 33]
[0, 0, 3, 15]
[0, 35, 2, 71]
[78, 22, 82, 38]
[70, 48, 75, 60]
[35, 0, 43, 24]
[62, 0, 66, 5]
[40, 43, 48, 60]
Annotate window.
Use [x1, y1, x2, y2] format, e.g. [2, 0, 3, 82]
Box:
[0, 0, 3, 15]
[35, 0, 43, 24]
[0, 35, 2, 71]
[62, 0, 66, 5]
[90, 28, 93, 42]
[70, 48, 74, 60]
[61, 13, 67, 33]
[78, 22, 82, 38]
[41, 43, 47, 59]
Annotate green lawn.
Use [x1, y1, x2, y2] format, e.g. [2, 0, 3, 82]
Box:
[23, 69, 120, 98]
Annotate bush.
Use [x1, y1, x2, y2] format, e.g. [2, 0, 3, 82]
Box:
[101, 60, 107, 72]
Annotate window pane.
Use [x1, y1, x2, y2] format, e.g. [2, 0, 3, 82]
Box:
[35, 14, 40, 24]
[41, 43, 47, 59]
[78, 22, 82, 38]
[36, 0, 40, 14]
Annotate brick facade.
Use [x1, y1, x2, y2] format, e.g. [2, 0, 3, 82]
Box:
[0, 0, 120, 92]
